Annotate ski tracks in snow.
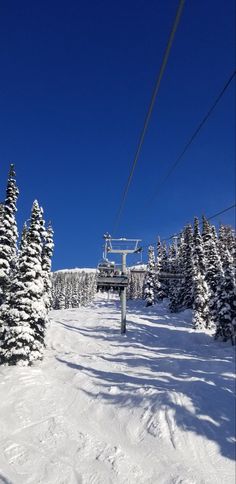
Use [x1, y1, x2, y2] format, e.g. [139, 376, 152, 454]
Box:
[0, 294, 235, 484]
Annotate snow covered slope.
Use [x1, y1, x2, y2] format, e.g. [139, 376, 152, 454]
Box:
[54, 268, 96, 273]
[0, 294, 235, 484]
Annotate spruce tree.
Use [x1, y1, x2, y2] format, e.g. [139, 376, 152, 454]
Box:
[202, 215, 224, 327]
[218, 224, 236, 269]
[155, 238, 167, 301]
[192, 260, 210, 329]
[42, 222, 54, 312]
[169, 233, 183, 312]
[193, 217, 206, 275]
[144, 246, 155, 306]
[0, 164, 19, 304]
[181, 224, 194, 309]
[19, 222, 28, 253]
[215, 250, 236, 344]
[160, 242, 170, 298]
[155, 238, 162, 300]
[168, 242, 179, 312]
[191, 217, 210, 327]
[0, 201, 46, 365]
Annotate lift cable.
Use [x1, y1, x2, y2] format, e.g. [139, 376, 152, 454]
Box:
[146, 69, 236, 205]
[141, 203, 236, 249]
[112, 0, 185, 235]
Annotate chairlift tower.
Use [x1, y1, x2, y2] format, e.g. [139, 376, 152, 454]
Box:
[99, 236, 142, 334]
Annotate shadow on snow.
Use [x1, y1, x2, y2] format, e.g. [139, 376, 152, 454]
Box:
[55, 300, 236, 462]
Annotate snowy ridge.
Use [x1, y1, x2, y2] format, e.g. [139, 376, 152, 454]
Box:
[0, 294, 235, 483]
[54, 267, 97, 273]
[53, 266, 147, 273]
[129, 264, 147, 271]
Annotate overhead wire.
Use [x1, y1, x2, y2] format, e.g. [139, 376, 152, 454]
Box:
[112, 0, 185, 235]
[141, 203, 236, 250]
[146, 69, 236, 205]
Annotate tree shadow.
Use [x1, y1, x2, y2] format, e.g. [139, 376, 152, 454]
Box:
[57, 352, 235, 461]
[0, 474, 13, 484]
[55, 305, 236, 462]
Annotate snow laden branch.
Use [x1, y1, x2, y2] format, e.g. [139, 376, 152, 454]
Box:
[142, 217, 235, 344]
[0, 166, 54, 366]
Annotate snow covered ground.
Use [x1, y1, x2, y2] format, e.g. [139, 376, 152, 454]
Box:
[0, 294, 235, 484]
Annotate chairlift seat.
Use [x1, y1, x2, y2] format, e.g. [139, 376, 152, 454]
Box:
[97, 275, 129, 289]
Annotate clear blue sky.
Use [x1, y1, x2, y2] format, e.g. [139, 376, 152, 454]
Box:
[0, 0, 235, 270]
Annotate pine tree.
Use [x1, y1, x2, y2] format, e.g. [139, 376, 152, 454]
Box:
[0, 201, 46, 365]
[193, 217, 206, 275]
[168, 241, 179, 312]
[181, 224, 194, 309]
[191, 217, 210, 327]
[155, 238, 167, 301]
[128, 272, 135, 299]
[202, 215, 224, 327]
[144, 246, 155, 306]
[160, 242, 170, 298]
[19, 222, 28, 253]
[42, 222, 54, 312]
[215, 250, 236, 344]
[0, 164, 19, 304]
[192, 260, 210, 329]
[218, 224, 236, 269]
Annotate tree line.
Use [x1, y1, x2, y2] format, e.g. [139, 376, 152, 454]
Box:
[52, 270, 97, 309]
[0, 165, 54, 365]
[143, 217, 235, 344]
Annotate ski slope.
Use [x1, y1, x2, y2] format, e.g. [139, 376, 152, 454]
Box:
[0, 294, 235, 484]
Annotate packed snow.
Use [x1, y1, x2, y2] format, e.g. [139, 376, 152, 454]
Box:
[0, 293, 235, 484]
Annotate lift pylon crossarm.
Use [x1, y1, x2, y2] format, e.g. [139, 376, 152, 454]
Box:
[97, 275, 129, 289]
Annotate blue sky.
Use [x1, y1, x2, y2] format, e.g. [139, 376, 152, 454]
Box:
[0, 0, 235, 270]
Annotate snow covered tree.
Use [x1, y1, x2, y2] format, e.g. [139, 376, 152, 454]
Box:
[0, 164, 19, 305]
[202, 216, 224, 327]
[52, 270, 97, 309]
[19, 222, 28, 254]
[144, 246, 155, 306]
[168, 233, 183, 312]
[0, 200, 46, 365]
[41, 222, 54, 312]
[218, 224, 236, 268]
[0, 204, 4, 223]
[192, 260, 210, 330]
[155, 238, 167, 301]
[168, 242, 177, 263]
[191, 217, 210, 328]
[128, 270, 146, 300]
[193, 217, 206, 276]
[160, 242, 170, 298]
[168, 241, 179, 312]
[180, 224, 194, 309]
[215, 250, 236, 344]
[128, 271, 135, 299]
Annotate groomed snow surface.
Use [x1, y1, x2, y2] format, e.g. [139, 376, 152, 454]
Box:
[0, 293, 235, 484]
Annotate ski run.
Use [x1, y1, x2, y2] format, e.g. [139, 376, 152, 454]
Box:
[0, 293, 235, 484]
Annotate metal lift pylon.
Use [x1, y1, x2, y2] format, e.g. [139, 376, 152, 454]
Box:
[97, 235, 142, 334]
[106, 237, 142, 334]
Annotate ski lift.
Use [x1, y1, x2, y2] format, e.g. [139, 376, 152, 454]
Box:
[97, 235, 142, 334]
[96, 237, 141, 292]
[97, 259, 129, 290]
[97, 259, 115, 277]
